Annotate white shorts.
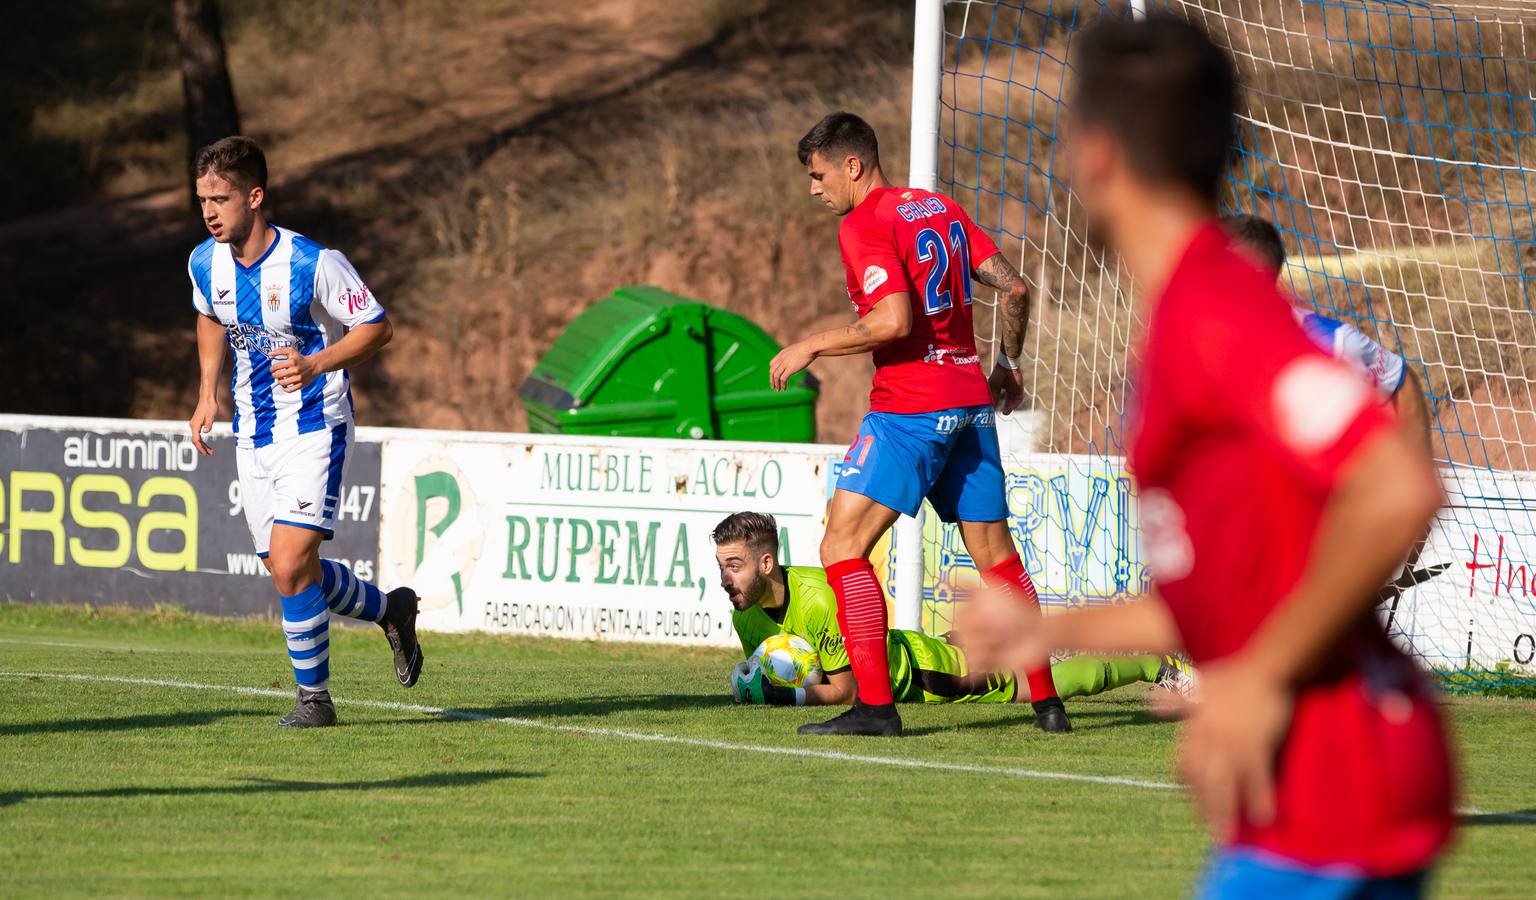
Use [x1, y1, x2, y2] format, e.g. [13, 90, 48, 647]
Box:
[236, 424, 350, 557]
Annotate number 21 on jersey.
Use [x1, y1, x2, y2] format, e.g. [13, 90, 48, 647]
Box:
[914, 221, 972, 316]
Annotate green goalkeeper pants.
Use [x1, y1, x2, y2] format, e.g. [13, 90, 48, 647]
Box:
[887, 629, 1162, 704]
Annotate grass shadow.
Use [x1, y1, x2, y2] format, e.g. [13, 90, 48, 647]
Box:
[0, 708, 267, 737]
[900, 705, 1169, 737]
[1460, 808, 1536, 827]
[0, 769, 538, 809]
[400, 694, 1166, 734]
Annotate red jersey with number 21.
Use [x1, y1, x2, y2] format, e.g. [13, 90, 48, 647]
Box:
[1129, 223, 1454, 875]
[838, 187, 999, 413]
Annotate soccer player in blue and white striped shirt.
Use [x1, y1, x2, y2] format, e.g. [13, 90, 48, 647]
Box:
[186, 136, 423, 727]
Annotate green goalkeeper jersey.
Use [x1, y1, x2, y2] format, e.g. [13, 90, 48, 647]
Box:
[730, 566, 1014, 702]
[732, 567, 1162, 704]
[732, 566, 851, 674]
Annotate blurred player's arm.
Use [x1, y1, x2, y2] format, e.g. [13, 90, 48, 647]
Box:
[1179, 426, 1441, 835]
[973, 255, 1030, 414]
[952, 585, 1182, 676]
[1039, 592, 1180, 655]
[769, 293, 911, 390]
[271, 317, 394, 393]
[189, 313, 227, 456]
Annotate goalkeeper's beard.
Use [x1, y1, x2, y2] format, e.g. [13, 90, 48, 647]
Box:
[727, 573, 770, 611]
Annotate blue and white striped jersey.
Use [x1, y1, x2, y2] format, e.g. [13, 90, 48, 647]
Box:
[1292, 307, 1406, 399]
[188, 226, 385, 448]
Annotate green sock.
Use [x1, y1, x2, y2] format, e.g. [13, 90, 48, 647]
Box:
[1050, 654, 1163, 700]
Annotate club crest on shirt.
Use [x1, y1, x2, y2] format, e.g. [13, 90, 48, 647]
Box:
[265, 284, 283, 312]
[862, 265, 888, 295]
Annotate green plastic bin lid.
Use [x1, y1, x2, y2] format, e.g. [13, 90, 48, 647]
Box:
[520, 285, 816, 413]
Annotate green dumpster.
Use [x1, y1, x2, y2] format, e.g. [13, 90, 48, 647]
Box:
[520, 286, 818, 441]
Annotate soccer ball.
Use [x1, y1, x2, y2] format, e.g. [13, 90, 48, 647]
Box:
[750, 634, 823, 688]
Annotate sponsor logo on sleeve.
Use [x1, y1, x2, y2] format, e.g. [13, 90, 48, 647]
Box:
[862, 265, 888, 295]
[340, 287, 373, 316]
[1272, 357, 1371, 452]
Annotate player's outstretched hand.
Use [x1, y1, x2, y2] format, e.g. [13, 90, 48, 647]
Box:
[270, 347, 321, 393]
[951, 587, 1049, 676]
[189, 398, 218, 456]
[1171, 658, 1292, 841]
[769, 342, 816, 391]
[988, 364, 1024, 415]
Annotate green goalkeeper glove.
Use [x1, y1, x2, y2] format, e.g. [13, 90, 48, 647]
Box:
[729, 661, 804, 706]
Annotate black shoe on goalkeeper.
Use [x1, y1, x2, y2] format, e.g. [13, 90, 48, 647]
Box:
[380, 586, 424, 688]
[277, 687, 337, 728]
[796, 700, 903, 737]
[1032, 696, 1072, 733]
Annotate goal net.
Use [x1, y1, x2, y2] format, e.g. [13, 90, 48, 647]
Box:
[914, 0, 1536, 683]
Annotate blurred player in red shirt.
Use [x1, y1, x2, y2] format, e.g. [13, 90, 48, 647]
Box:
[769, 112, 1068, 736]
[955, 15, 1454, 897]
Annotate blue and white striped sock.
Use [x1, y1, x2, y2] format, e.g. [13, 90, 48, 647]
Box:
[280, 583, 330, 693]
[318, 559, 388, 623]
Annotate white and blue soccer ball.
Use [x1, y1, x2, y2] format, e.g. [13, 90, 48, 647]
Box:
[749, 634, 823, 688]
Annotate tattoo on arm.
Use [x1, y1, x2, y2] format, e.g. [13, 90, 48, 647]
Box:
[974, 255, 1025, 294]
[974, 255, 1031, 360]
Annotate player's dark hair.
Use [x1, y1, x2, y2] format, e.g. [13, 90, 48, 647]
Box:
[797, 112, 880, 168]
[711, 512, 780, 560]
[1070, 14, 1238, 202]
[1222, 214, 1287, 272]
[194, 135, 268, 191]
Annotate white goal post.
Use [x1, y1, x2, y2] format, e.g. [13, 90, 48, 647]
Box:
[892, 0, 948, 632]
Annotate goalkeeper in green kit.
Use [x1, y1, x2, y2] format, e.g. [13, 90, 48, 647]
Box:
[712, 512, 1187, 707]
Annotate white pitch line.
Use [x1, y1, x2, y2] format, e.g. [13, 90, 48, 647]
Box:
[0, 670, 1178, 791]
[7, 669, 1536, 823]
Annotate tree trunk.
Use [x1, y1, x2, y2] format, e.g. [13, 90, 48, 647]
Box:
[174, 0, 241, 203]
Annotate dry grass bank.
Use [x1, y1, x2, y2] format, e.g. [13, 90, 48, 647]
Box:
[1, 0, 912, 443]
[4, 0, 1533, 462]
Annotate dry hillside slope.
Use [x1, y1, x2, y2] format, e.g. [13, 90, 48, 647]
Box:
[1, 0, 913, 444]
[5, 0, 1532, 465]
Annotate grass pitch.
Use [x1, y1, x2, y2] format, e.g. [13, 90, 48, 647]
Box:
[2, 605, 1533, 898]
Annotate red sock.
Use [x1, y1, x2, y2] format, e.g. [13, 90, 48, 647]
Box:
[983, 554, 1059, 702]
[826, 558, 894, 706]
